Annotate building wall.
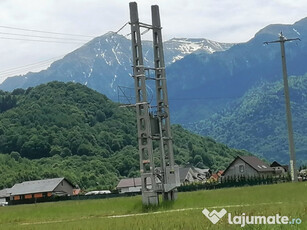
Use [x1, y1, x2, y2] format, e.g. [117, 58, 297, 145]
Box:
[223, 158, 259, 178]
[181, 170, 195, 185]
[54, 179, 74, 196]
[119, 186, 142, 194]
[272, 166, 286, 175]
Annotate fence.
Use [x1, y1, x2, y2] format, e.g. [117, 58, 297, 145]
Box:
[8, 191, 141, 206]
[178, 174, 292, 192]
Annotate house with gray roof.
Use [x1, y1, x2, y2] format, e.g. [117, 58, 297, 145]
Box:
[0, 188, 11, 204]
[117, 166, 210, 193]
[9, 178, 74, 201]
[179, 167, 197, 185]
[222, 156, 274, 178]
[270, 161, 288, 175]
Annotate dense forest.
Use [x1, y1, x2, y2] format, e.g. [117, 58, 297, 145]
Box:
[0, 82, 248, 190]
[188, 74, 307, 164]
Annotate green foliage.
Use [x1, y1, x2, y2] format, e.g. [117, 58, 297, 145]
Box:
[189, 74, 307, 164]
[0, 81, 248, 190]
[0, 81, 136, 159]
[0, 94, 17, 113]
[171, 125, 248, 170]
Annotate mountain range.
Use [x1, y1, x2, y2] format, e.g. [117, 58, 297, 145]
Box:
[187, 74, 307, 164]
[1, 17, 307, 164]
[167, 17, 307, 123]
[0, 34, 233, 101]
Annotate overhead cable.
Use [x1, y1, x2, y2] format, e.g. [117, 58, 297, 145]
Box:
[0, 25, 94, 38]
[0, 31, 89, 42]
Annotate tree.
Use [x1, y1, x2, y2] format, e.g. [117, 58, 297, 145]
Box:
[96, 110, 106, 122]
[10, 151, 21, 161]
[193, 155, 203, 165]
[20, 135, 50, 159]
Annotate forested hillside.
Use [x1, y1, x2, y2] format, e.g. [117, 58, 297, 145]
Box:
[188, 74, 307, 164]
[0, 82, 247, 190]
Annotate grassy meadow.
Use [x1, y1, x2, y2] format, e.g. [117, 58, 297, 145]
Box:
[0, 182, 306, 230]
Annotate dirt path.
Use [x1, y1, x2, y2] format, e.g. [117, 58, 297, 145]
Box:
[19, 201, 283, 226]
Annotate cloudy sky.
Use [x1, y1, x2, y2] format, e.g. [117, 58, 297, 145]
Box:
[0, 0, 306, 83]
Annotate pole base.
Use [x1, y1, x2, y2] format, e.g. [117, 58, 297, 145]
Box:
[142, 191, 159, 205]
[163, 189, 177, 201]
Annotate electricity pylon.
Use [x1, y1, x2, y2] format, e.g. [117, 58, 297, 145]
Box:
[129, 2, 180, 205]
[264, 32, 300, 182]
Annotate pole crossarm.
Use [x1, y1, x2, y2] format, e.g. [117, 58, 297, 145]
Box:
[264, 32, 300, 44]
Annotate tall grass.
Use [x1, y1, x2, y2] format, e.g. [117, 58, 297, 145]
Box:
[1, 182, 306, 230]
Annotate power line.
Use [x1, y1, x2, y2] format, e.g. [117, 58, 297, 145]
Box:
[1, 65, 49, 78]
[168, 96, 240, 101]
[115, 22, 128, 34]
[0, 36, 85, 44]
[1, 62, 55, 77]
[0, 31, 89, 42]
[0, 55, 65, 75]
[0, 25, 94, 38]
[0, 22, 130, 78]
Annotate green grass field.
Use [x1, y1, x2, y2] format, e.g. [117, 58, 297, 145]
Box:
[1, 182, 306, 230]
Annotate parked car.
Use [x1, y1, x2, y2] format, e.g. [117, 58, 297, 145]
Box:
[85, 190, 111, 195]
[0, 201, 8, 206]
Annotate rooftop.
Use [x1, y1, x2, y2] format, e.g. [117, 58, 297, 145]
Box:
[9, 178, 69, 196]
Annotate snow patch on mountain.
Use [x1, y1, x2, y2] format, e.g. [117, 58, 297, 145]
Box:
[172, 55, 184, 63]
[101, 51, 112, 66]
[88, 68, 93, 78]
[112, 47, 121, 65]
[165, 38, 234, 63]
[293, 28, 301, 36]
[110, 74, 118, 88]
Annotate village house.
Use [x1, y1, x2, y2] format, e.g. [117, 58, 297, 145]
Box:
[208, 170, 224, 183]
[179, 167, 196, 185]
[0, 188, 11, 205]
[9, 177, 74, 201]
[192, 168, 212, 181]
[270, 161, 288, 175]
[179, 167, 211, 185]
[117, 167, 210, 193]
[222, 156, 274, 178]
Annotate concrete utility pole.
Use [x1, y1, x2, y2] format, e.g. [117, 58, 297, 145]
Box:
[129, 2, 180, 205]
[264, 32, 300, 182]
